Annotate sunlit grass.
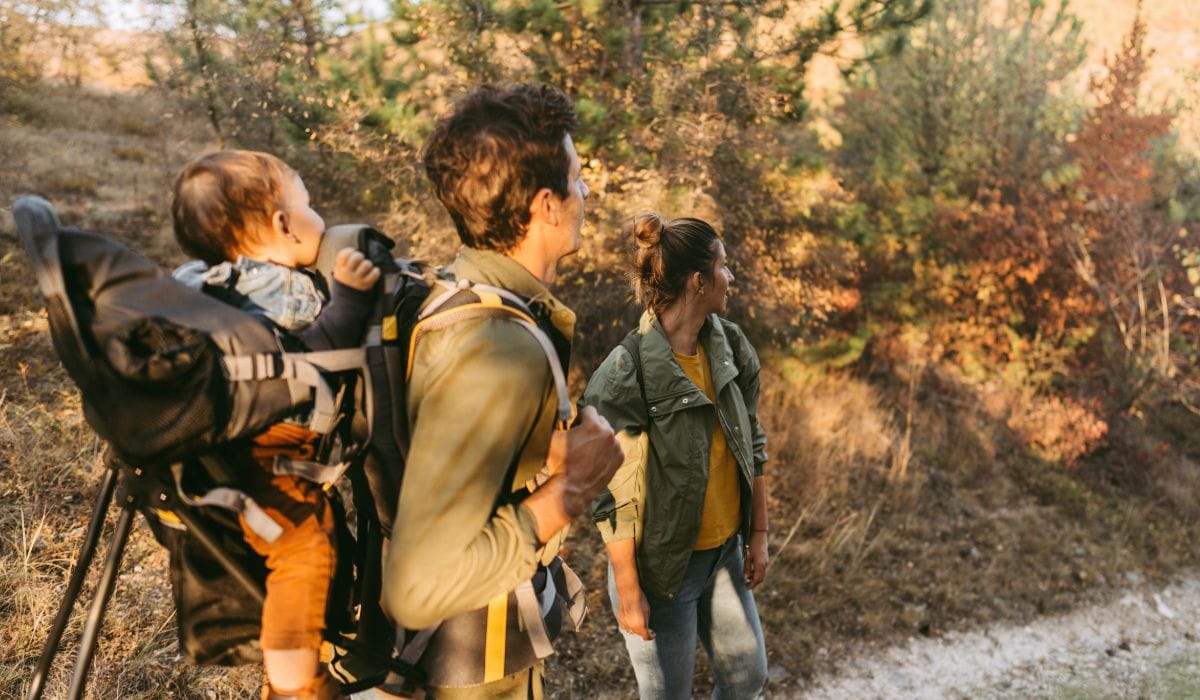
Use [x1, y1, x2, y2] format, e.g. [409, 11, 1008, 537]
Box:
[1, 79, 1197, 700]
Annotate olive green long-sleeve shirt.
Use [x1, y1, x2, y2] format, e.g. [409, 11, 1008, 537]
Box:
[382, 247, 575, 631]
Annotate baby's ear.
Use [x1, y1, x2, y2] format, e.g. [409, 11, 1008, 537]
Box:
[272, 208, 295, 241]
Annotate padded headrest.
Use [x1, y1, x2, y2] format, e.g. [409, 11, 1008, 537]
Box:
[13, 195, 97, 390]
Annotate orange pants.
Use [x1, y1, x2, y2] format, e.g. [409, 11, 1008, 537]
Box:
[239, 422, 337, 651]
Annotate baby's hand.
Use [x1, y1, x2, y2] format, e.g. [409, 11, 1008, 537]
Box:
[333, 248, 381, 291]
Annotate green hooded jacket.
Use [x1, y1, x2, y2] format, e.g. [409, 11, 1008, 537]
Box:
[583, 311, 767, 599]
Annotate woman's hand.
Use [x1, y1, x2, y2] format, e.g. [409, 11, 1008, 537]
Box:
[608, 538, 654, 641]
[333, 247, 381, 291]
[744, 530, 769, 589]
[745, 475, 770, 589]
[616, 584, 655, 641]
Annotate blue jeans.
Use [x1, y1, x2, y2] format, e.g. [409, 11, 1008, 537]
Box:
[608, 535, 767, 700]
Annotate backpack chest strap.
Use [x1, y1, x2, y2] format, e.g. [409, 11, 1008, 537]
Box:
[221, 347, 366, 435]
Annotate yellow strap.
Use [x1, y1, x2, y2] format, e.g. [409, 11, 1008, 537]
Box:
[483, 591, 508, 683]
[405, 302, 537, 380]
[474, 288, 502, 308]
[153, 508, 182, 526]
[382, 316, 398, 341]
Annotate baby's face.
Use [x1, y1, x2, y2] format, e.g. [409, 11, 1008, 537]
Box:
[279, 174, 325, 266]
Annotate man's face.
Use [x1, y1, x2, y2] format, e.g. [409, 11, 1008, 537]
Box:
[554, 134, 589, 259]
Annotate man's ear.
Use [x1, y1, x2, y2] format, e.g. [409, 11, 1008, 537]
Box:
[529, 187, 559, 227]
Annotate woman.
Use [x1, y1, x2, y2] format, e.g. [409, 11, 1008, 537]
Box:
[583, 213, 769, 699]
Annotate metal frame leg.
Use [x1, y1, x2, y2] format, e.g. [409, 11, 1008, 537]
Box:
[172, 505, 265, 604]
[28, 456, 271, 700]
[66, 504, 136, 700]
[26, 466, 118, 700]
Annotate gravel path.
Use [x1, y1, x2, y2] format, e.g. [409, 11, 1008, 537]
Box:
[799, 576, 1200, 699]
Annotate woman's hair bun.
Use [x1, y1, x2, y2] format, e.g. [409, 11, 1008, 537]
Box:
[633, 211, 664, 249]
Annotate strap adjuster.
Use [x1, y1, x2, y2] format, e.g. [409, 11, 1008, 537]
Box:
[255, 352, 284, 380]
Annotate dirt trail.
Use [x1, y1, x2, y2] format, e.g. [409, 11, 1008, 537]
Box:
[799, 576, 1200, 699]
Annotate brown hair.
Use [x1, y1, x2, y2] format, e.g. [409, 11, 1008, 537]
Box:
[422, 83, 579, 252]
[632, 212, 722, 315]
[171, 149, 295, 264]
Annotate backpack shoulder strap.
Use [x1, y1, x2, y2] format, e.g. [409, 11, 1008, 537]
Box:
[620, 329, 651, 430]
[407, 278, 572, 427]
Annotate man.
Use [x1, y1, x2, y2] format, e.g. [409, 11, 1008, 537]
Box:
[382, 83, 623, 698]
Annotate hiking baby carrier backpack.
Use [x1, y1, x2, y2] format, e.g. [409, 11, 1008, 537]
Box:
[310, 223, 571, 527]
[13, 196, 401, 699]
[311, 226, 584, 692]
[17, 193, 577, 697]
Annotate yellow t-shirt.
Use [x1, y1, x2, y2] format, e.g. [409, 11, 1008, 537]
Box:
[674, 344, 741, 551]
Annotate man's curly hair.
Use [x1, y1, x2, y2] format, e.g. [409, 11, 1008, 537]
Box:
[422, 83, 579, 252]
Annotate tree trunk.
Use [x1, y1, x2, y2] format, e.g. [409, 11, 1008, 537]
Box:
[185, 0, 224, 146]
[621, 0, 643, 77]
[290, 0, 320, 78]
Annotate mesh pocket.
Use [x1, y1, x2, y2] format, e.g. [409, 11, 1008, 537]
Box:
[90, 317, 226, 465]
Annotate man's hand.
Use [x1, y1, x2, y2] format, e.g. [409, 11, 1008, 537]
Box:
[333, 247, 381, 291]
[545, 428, 569, 475]
[524, 405, 622, 542]
[556, 405, 623, 517]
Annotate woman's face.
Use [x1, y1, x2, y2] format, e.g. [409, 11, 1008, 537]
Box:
[698, 240, 733, 315]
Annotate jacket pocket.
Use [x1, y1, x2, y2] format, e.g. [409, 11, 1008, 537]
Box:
[646, 388, 709, 420]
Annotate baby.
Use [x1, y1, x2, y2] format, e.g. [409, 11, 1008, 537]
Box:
[172, 149, 379, 700]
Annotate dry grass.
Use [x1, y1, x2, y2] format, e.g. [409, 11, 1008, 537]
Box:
[549, 360, 1200, 696]
[0, 85, 264, 699]
[2, 81, 1199, 700]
